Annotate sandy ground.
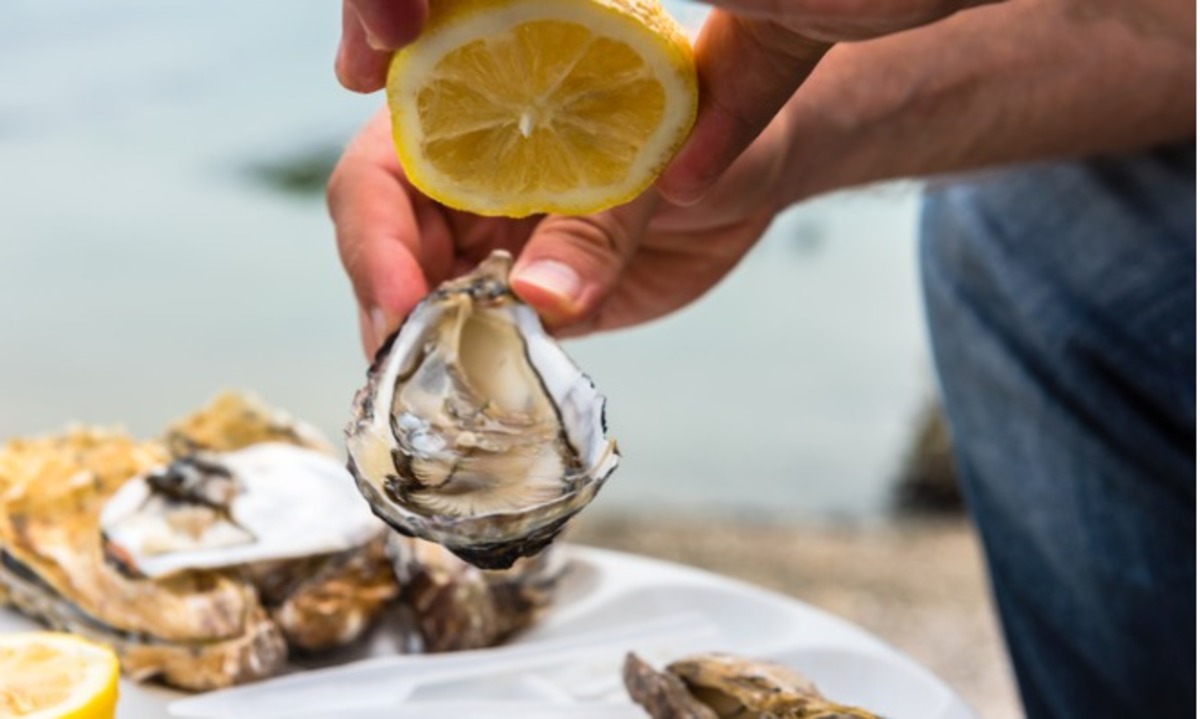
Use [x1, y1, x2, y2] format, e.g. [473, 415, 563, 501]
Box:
[570, 513, 1024, 719]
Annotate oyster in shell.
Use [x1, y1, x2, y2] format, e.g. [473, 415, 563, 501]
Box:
[0, 427, 286, 690]
[0, 393, 397, 689]
[346, 250, 619, 569]
[389, 534, 565, 652]
[100, 442, 383, 579]
[164, 393, 398, 655]
[623, 652, 882, 719]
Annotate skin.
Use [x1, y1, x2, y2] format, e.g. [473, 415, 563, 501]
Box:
[330, 0, 1195, 357]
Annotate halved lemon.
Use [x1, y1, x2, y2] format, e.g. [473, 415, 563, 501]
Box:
[386, 0, 698, 217]
[0, 633, 119, 719]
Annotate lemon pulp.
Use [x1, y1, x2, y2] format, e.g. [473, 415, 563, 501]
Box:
[387, 0, 697, 217]
[0, 633, 119, 719]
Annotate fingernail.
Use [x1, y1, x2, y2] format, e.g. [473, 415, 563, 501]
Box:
[364, 30, 391, 52]
[514, 260, 583, 305]
[370, 306, 391, 345]
[335, 38, 349, 76]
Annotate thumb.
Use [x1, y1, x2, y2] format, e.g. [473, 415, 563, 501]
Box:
[510, 193, 658, 331]
[657, 12, 830, 205]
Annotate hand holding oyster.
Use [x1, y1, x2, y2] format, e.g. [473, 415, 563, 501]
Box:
[346, 250, 619, 569]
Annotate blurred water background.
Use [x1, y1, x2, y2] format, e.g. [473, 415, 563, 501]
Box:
[0, 0, 934, 520]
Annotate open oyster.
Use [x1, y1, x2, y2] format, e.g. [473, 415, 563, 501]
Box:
[346, 250, 619, 569]
[0, 393, 397, 689]
[100, 442, 382, 579]
[623, 652, 882, 719]
[0, 427, 285, 690]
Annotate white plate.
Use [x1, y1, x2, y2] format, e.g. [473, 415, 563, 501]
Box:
[0, 545, 976, 719]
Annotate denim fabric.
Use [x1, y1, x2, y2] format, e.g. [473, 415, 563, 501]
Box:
[920, 143, 1196, 718]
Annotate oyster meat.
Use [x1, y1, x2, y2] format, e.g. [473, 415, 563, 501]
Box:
[346, 250, 618, 569]
[623, 652, 883, 719]
[0, 393, 397, 689]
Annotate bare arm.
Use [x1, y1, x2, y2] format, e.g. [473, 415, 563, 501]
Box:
[774, 0, 1196, 204]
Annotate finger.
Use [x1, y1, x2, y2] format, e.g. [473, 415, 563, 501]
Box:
[690, 0, 1000, 39]
[336, 1, 394, 93]
[657, 13, 829, 205]
[348, 0, 429, 48]
[652, 109, 794, 231]
[328, 110, 432, 356]
[509, 193, 659, 330]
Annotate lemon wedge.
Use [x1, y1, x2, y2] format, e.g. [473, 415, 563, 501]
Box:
[386, 0, 698, 217]
[0, 633, 119, 719]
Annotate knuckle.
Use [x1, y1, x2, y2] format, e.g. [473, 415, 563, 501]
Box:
[562, 215, 627, 258]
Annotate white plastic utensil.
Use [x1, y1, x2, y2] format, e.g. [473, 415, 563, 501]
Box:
[168, 611, 718, 718]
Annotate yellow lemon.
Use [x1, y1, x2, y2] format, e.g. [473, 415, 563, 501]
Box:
[0, 633, 119, 719]
[386, 0, 698, 217]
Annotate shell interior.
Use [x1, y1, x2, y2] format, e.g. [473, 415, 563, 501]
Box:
[346, 251, 618, 569]
[100, 442, 382, 578]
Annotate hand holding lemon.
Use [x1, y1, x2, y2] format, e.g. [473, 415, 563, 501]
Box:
[330, 0, 990, 350]
[383, 0, 699, 217]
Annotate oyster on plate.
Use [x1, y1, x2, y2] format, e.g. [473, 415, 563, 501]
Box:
[0, 393, 397, 690]
[346, 250, 619, 570]
[100, 442, 382, 580]
[623, 652, 883, 719]
[389, 534, 565, 652]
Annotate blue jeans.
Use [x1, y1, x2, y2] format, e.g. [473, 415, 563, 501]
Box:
[921, 143, 1196, 718]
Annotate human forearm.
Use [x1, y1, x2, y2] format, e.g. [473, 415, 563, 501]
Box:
[776, 0, 1196, 204]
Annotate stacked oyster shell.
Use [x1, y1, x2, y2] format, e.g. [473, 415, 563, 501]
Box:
[347, 250, 619, 569]
[0, 392, 564, 690]
[389, 534, 564, 653]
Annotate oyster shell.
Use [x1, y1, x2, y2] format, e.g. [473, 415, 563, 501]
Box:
[0, 393, 397, 690]
[261, 534, 397, 653]
[623, 652, 883, 719]
[346, 250, 619, 569]
[389, 534, 565, 652]
[165, 389, 334, 456]
[165, 394, 398, 656]
[100, 442, 383, 579]
[0, 427, 286, 690]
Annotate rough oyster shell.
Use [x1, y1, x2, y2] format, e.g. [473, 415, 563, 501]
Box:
[167, 394, 398, 656]
[389, 534, 565, 652]
[260, 534, 397, 653]
[346, 250, 619, 569]
[0, 427, 287, 690]
[165, 390, 334, 456]
[0, 393, 397, 690]
[623, 652, 883, 719]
